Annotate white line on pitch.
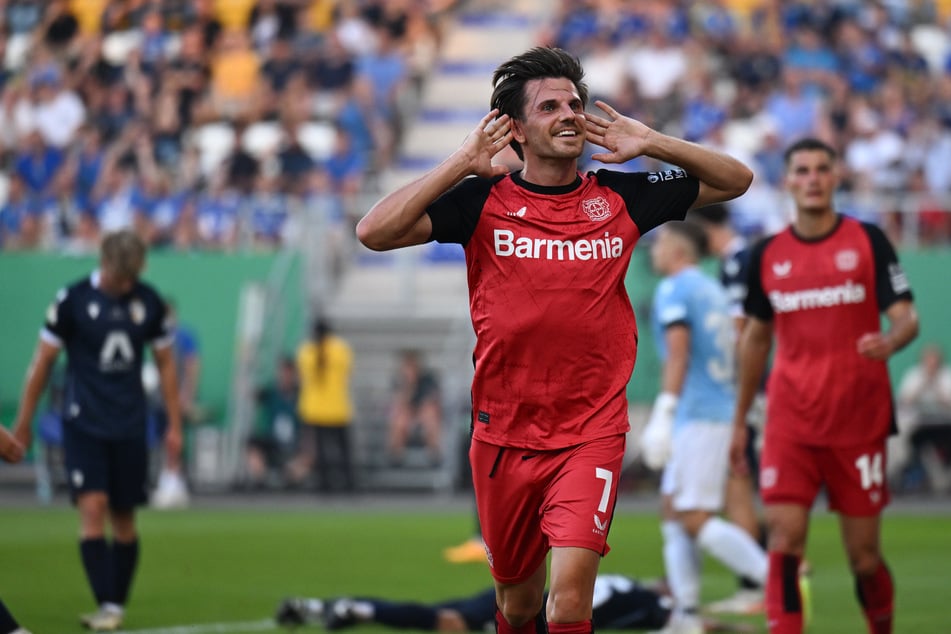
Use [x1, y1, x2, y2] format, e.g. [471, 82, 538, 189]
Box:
[116, 618, 276, 634]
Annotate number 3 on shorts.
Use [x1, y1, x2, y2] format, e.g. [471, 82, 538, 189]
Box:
[854, 452, 884, 490]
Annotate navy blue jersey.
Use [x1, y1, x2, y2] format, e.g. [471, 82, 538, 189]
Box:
[42, 271, 173, 439]
[422, 574, 670, 631]
[719, 235, 751, 319]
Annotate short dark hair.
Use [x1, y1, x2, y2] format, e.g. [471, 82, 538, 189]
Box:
[687, 203, 729, 227]
[783, 137, 837, 165]
[665, 220, 709, 259]
[491, 47, 588, 160]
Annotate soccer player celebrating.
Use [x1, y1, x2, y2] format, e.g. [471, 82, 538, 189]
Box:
[356, 46, 752, 634]
[11, 229, 183, 631]
[731, 138, 919, 634]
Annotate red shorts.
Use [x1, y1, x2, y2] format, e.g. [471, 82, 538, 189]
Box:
[470, 434, 626, 584]
[759, 435, 889, 516]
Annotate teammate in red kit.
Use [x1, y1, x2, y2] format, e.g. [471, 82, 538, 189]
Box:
[730, 138, 919, 634]
[357, 47, 752, 634]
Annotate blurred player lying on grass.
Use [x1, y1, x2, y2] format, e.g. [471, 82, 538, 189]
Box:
[275, 574, 755, 633]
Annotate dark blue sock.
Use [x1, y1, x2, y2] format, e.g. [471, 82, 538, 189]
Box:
[80, 537, 113, 605]
[370, 599, 439, 630]
[0, 598, 20, 633]
[112, 538, 140, 606]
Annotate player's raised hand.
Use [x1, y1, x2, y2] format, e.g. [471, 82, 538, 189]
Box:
[459, 110, 513, 178]
[0, 425, 26, 464]
[585, 100, 652, 164]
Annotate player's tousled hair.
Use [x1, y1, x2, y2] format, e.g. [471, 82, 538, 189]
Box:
[783, 137, 837, 165]
[491, 47, 588, 160]
[665, 220, 709, 260]
[100, 229, 146, 280]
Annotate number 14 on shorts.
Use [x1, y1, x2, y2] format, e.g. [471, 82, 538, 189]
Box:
[855, 452, 884, 489]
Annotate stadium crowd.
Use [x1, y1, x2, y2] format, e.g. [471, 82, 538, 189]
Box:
[544, 0, 951, 245]
[1, 0, 951, 253]
[0, 0, 450, 252]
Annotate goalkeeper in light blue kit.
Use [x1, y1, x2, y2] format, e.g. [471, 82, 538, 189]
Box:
[640, 221, 768, 634]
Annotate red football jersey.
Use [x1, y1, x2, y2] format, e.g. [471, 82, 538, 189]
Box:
[744, 215, 913, 446]
[428, 169, 698, 450]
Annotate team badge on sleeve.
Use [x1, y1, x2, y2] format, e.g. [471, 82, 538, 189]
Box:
[888, 263, 909, 294]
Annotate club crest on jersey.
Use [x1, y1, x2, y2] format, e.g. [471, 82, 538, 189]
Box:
[835, 249, 859, 271]
[87, 302, 100, 319]
[130, 299, 146, 324]
[582, 196, 611, 221]
[771, 261, 792, 278]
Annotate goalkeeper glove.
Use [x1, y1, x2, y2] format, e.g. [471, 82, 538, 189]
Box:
[640, 392, 678, 470]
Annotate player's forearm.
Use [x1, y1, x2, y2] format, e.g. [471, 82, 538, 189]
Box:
[356, 151, 473, 251]
[734, 336, 770, 427]
[884, 303, 919, 356]
[642, 132, 752, 200]
[13, 351, 54, 443]
[661, 355, 687, 397]
[157, 358, 183, 434]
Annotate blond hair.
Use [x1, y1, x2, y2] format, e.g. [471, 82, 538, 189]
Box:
[100, 229, 146, 280]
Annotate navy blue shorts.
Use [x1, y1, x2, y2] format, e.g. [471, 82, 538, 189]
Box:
[62, 423, 149, 510]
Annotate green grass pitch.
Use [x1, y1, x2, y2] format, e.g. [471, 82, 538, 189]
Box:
[1, 504, 948, 633]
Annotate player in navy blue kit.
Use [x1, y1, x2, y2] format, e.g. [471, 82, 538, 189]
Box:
[275, 574, 757, 633]
[11, 229, 183, 632]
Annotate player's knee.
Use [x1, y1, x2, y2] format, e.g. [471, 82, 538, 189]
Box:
[499, 605, 539, 628]
[678, 510, 711, 537]
[546, 586, 589, 623]
[498, 593, 544, 628]
[846, 546, 882, 576]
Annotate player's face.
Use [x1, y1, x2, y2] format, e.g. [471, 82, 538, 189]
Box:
[784, 149, 838, 215]
[512, 77, 586, 161]
[99, 266, 138, 297]
[650, 228, 675, 274]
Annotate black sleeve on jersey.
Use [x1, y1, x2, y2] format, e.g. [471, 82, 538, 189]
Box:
[742, 236, 776, 321]
[426, 175, 504, 246]
[149, 285, 173, 343]
[593, 169, 699, 236]
[860, 222, 914, 311]
[44, 282, 81, 342]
